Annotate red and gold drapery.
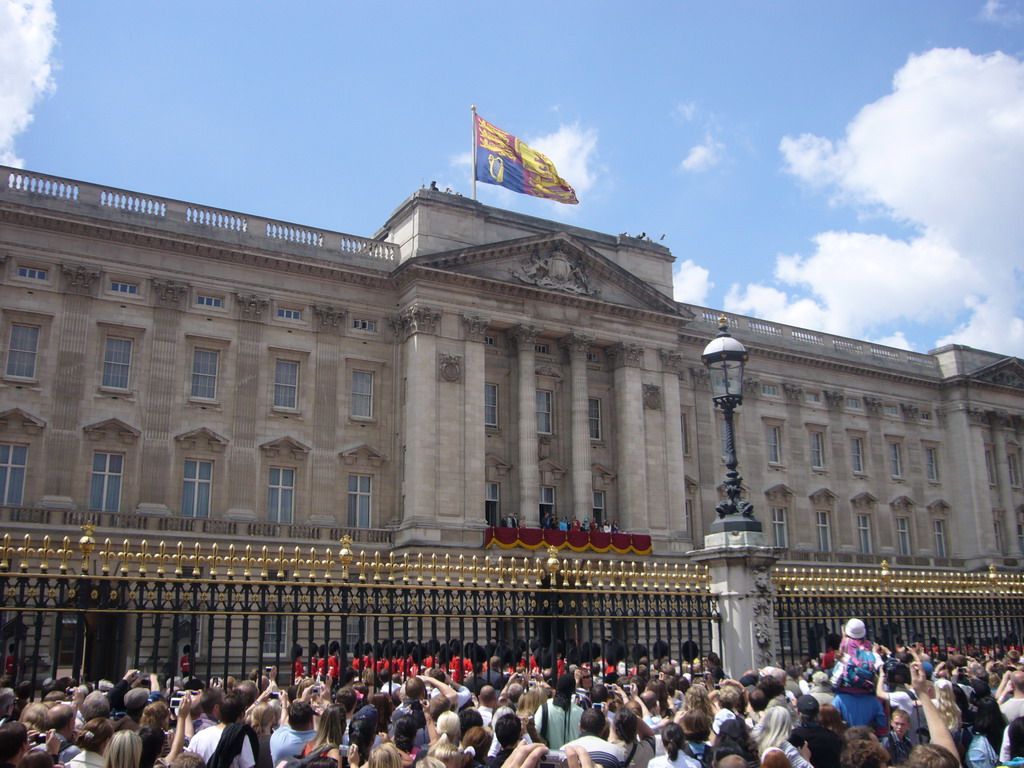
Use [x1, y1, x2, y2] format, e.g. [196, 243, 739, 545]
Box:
[484, 526, 652, 555]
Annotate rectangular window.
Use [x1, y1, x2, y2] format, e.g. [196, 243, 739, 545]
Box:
[896, 517, 911, 556]
[347, 474, 371, 527]
[539, 486, 555, 519]
[17, 266, 47, 280]
[1017, 522, 1024, 555]
[592, 490, 606, 524]
[484, 384, 498, 428]
[181, 459, 212, 518]
[850, 437, 865, 474]
[190, 349, 219, 399]
[586, 351, 600, 363]
[681, 412, 690, 455]
[485, 482, 500, 527]
[684, 498, 693, 533]
[588, 398, 602, 440]
[109, 280, 138, 295]
[268, 467, 295, 524]
[483, 335, 495, 346]
[857, 514, 872, 554]
[772, 507, 788, 548]
[352, 318, 377, 332]
[351, 371, 374, 418]
[766, 425, 781, 464]
[925, 446, 939, 482]
[816, 511, 832, 551]
[89, 452, 123, 512]
[810, 431, 825, 468]
[101, 337, 133, 390]
[994, 518, 1006, 553]
[195, 295, 223, 308]
[846, 397, 862, 409]
[884, 404, 899, 416]
[761, 383, 779, 396]
[534, 343, 550, 355]
[536, 390, 552, 435]
[276, 308, 301, 320]
[1009, 453, 1021, 487]
[0, 444, 27, 505]
[6, 324, 39, 379]
[273, 360, 299, 409]
[805, 391, 821, 403]
[985, 449, 996, 484]
[889, 442, 903, 477]
[934, 520, 947, 558]
[920, 411, 933, 421]
[262, 618, 287, 656]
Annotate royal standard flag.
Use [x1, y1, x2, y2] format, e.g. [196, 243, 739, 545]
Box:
[474, 114, 579, 205]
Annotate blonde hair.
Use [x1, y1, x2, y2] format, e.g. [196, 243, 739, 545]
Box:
[516, 686, 548, 718]
[683, 684, 715, 721]
[107, 730, 143, 768]
[428, 734, 468, 768]
[436, 711, 461, 744]
[18, 703, 49, 732]
[368, 743, 404, 768]
[248, 701, 278, 736]
[932, 681, 961, 732]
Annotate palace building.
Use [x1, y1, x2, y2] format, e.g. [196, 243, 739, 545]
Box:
[1, 166, 1022, 572]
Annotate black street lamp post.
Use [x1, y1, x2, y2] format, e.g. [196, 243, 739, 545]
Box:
[701, 316, 762, 535]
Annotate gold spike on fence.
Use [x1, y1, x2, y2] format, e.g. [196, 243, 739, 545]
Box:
[772, 560, 1023, 596]
[0, 527, 715, 594]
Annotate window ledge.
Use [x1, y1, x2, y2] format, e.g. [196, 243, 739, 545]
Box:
[97, 386, 135, 399]
[271, 406, 302, 416]
[349, 416, 377, 425]
[1, 375, 39, 387]
[188, 397, 222, 409]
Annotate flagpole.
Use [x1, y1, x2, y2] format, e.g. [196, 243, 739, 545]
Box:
[471, 105, 477, 201]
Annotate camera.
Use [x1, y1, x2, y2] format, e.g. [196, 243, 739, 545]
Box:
[539, 750, 566, 768]
[270, 692, 280, 699]
[265, 666, 273, 673]
[33, 734, 46, 745]
[170, 694, 184, 709]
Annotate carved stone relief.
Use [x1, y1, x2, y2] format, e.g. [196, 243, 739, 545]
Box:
[508, 245, 598, 296]
[438, 354, 462, 382]
[643, 383, 662, 410]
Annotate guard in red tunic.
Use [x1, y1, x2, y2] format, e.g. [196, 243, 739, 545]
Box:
[180, 644, 191, 678]
[292, 644, 306, 681]
[4, 644, 16, 677]
[327, 642, 341, 688]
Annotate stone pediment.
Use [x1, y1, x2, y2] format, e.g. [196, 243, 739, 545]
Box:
[809, 487, 837, 506]
[175, 427, 229, 452]
[82, 418, 140, 444]
[764, 483, 794, 501]
[485, 453, 513, 475]
[407, 232, 687, 316]
[970, 357, 1024, 389]
[0, 408, 46, 434]
[339, 443, 387, 466]
[259, 436, 310, 460]
[850, 491, 878, 508]
[890, 494, 916, 512]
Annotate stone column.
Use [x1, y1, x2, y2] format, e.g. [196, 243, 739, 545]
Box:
[462, 316, 490, 529]
[609, 343, 646, 531]
[135, 278, 191, 516]
[560, 332, 594, 524]
[307, 305, 345, 524]
[394, 305, 441, 530]
[510, 325, 541, 525]
[990, 410, 1015, 553]
[691, 545, 781, 678]
[225, 293, 269, 520]
[40, 265, 101, 509]
[659, 350, 686, 535]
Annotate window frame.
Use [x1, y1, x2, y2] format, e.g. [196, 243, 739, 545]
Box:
[809, 430, 826, 469]
[347, 474, 372, 528]
[925, 446, 940, 482]
[181, 459, 213, 519]
[89, 452, 124, 513]
[267, 466, 295, 524]
[485, 482, 500, 527]
[934, 519, 947, 558]
[588, 397, 602, 441]
[273, 359, 300, 410]
[5, 324, 40, 380]
[888, 441, 903, 478]
[592, 490, 606, 524]
[856, 514, 873, 554]
[351, 369, 374, 420]
[484, 383, 498, 429]
[536, 389, 553, 435]
[850, 436, 865, 474]
[0, 444, 28, 506]
[539, 485, 555, 518]
[766, 425, 782, 465]
[896, 516, 911, 556]
[771, 507, 788, 549]
[101, 336, 134, 391]
[815, 510, 832, 552]
[190, 348, 220, 401]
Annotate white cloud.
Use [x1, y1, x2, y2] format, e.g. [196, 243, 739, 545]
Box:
[673, 259, 714, 305]
[0, 0, 57, 167]
[979, 0, 1024, 26]
[673, 101, 697, 123]
[680, 132, 725, 172]
[731, 47, 1024, 355]
[529, 122, 600, 200]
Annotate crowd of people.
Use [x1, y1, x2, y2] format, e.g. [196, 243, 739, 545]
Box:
[1, 618, 1022, 768]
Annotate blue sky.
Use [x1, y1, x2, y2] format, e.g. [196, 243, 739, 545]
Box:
[2, 0, 1023, 355]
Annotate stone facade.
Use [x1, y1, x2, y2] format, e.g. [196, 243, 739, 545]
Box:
[0, 167, 1022, 570]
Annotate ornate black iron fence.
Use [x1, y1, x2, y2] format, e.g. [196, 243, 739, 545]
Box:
[773, 562, 1024, 667]
[0, 527, 721, 686]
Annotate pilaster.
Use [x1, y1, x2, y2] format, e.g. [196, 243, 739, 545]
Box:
[609, 342, 646, 531]
[560, 332, 594, 524]
[510, 325, 541, 524]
